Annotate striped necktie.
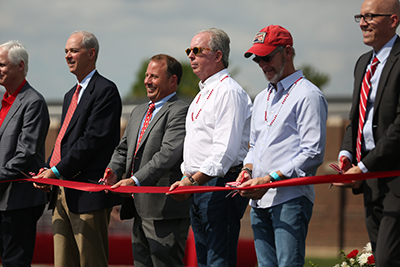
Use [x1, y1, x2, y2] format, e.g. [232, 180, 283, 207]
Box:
[356, 56, 379, 162]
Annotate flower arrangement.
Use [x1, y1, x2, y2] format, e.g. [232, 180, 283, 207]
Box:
[334, 242, 375, 267]
[308, 242, 375, 267]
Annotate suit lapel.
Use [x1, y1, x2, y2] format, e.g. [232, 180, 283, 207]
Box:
[129, 103, 149, 155]
[375, 37, 400, 113]
[135, 95, 178, 153]
[64, 71, 99, 136]
[0, 82, 28, 138]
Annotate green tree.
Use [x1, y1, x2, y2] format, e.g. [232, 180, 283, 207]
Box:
[125, 59, 200, 101]
[297, 63, 330, 90]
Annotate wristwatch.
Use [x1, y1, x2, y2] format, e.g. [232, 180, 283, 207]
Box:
[188, 175, 199, 186]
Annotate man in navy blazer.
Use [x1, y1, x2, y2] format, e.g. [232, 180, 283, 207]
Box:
[35, 31, 122, 267]
[105, 54, 191, 267]
[337, 0, 400, 265]
[0, 41, 49, 266]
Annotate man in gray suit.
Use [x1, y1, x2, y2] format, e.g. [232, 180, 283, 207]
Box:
[0, 41, 49, 266]
[104, 54, 191, 267]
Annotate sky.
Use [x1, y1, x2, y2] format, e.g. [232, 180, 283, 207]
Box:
[0, 0, 382, 102]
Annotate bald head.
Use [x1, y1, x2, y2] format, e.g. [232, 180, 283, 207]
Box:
[360, 0, 400, 51]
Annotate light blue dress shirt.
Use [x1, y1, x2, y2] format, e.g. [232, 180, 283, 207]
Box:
[244, 70, 328, 208]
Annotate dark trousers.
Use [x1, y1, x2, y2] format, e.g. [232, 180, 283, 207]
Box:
[131, 210, 190, 267]
[364, 179, 400, 267]
[190, 171, 248, 267]
[0, 205, 45, 267]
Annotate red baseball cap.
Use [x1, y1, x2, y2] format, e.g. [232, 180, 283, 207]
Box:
[244, 25, 293, 58]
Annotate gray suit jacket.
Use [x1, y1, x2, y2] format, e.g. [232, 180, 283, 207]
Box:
[108, 94, 191, 220]
[0, 81, 49, 210]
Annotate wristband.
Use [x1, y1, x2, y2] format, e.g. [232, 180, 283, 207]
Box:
[51, 166, 61, 179]
[181, 175, 187, 181]
[269, 171, 281, 182]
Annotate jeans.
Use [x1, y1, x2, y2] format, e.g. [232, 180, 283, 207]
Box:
[251, 196, 313, 267]
[190, 171, 248, 267]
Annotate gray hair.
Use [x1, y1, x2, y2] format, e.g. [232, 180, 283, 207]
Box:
[198, 28, 230, 68]
[0, 40, 29, 77]
[71, 30, 100, 61]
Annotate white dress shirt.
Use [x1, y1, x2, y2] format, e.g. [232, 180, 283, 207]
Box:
[182, 69, 253, 177]
[244, 70, 328, 208]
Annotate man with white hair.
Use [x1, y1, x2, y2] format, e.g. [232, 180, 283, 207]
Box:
[0, 40, 50, 266]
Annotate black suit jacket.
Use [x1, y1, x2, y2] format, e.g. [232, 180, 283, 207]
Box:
[48, 71, 122, 213]
[108, 95, 191, 220]
[341, 36, 400, 198]
[0, 81, 49, 210]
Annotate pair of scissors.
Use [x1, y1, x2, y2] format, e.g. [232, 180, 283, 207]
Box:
[89, 168, 113, 185]
[225, 171, 248, 198]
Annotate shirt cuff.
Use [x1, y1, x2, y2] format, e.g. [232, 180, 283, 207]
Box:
[131, 176, 140, 186]
[51, 166, 61, 179]
[357, 161, 369, 173]
[338, 150, 353, 163]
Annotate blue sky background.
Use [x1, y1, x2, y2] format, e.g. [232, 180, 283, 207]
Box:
[0, 0, 380, 101]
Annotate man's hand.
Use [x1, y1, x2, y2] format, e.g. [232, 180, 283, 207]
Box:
[103, 168, 117, 186]
[236, 170, 251, 184]
[167, 179, 192, 201]
[110, 178, 136, 197]
[332, 165, 363, 189]
[237, 176, 269, 200]
[32, 168, 56, 193]
[339, 156, 352, 172]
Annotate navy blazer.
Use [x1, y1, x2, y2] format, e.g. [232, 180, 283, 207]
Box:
[48, 71, 122, 213]
[341, 36, 400, 197]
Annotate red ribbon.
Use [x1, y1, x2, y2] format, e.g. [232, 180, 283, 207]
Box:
[12, 170, 400, 195]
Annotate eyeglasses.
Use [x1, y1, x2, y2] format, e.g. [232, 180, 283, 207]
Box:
[252, 47, 284, 64]
[354, 13, 392, 22]
[185, 47, 213, 56]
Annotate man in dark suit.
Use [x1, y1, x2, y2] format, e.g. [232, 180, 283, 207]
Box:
[104, 54, 191, 267]
[336, 0, 400, 265]
[35, 31, 122, 267]
[0, 41, 49, 266]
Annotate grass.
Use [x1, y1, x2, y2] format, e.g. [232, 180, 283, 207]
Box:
[305, 257, 340, 267]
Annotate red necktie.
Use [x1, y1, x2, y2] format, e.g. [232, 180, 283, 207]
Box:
[50, 85, 82, 167]
[356, 57, 379, 162]
[131, 103, 155, 176]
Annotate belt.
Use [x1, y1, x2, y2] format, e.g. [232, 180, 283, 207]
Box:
[228, 164, 242, 173]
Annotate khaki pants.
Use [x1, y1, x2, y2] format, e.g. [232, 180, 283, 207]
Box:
[52, 187, 111, 267]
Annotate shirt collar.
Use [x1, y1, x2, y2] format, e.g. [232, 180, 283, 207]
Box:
[3, 79, 26, 102]
[374, 35, 397, 64]
[269, 70, 304, 93]
[77, 69, 96, 89]
[198, 69, 229, 91]
[149, 92, 176, 110]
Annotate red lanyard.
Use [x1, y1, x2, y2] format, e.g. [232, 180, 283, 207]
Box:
[264, 77, 302, 126]
[191, 75, 229, 122]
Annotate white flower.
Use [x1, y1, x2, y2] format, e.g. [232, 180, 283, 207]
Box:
[334, 264, 340, 267]
[358, 252, 372, 266]
[341, 262, 349, 267]
[349, 258, 355, 264]
[363, 242, 372, 253]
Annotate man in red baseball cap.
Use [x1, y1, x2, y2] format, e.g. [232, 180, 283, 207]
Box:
[237, 25, 328, 267]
